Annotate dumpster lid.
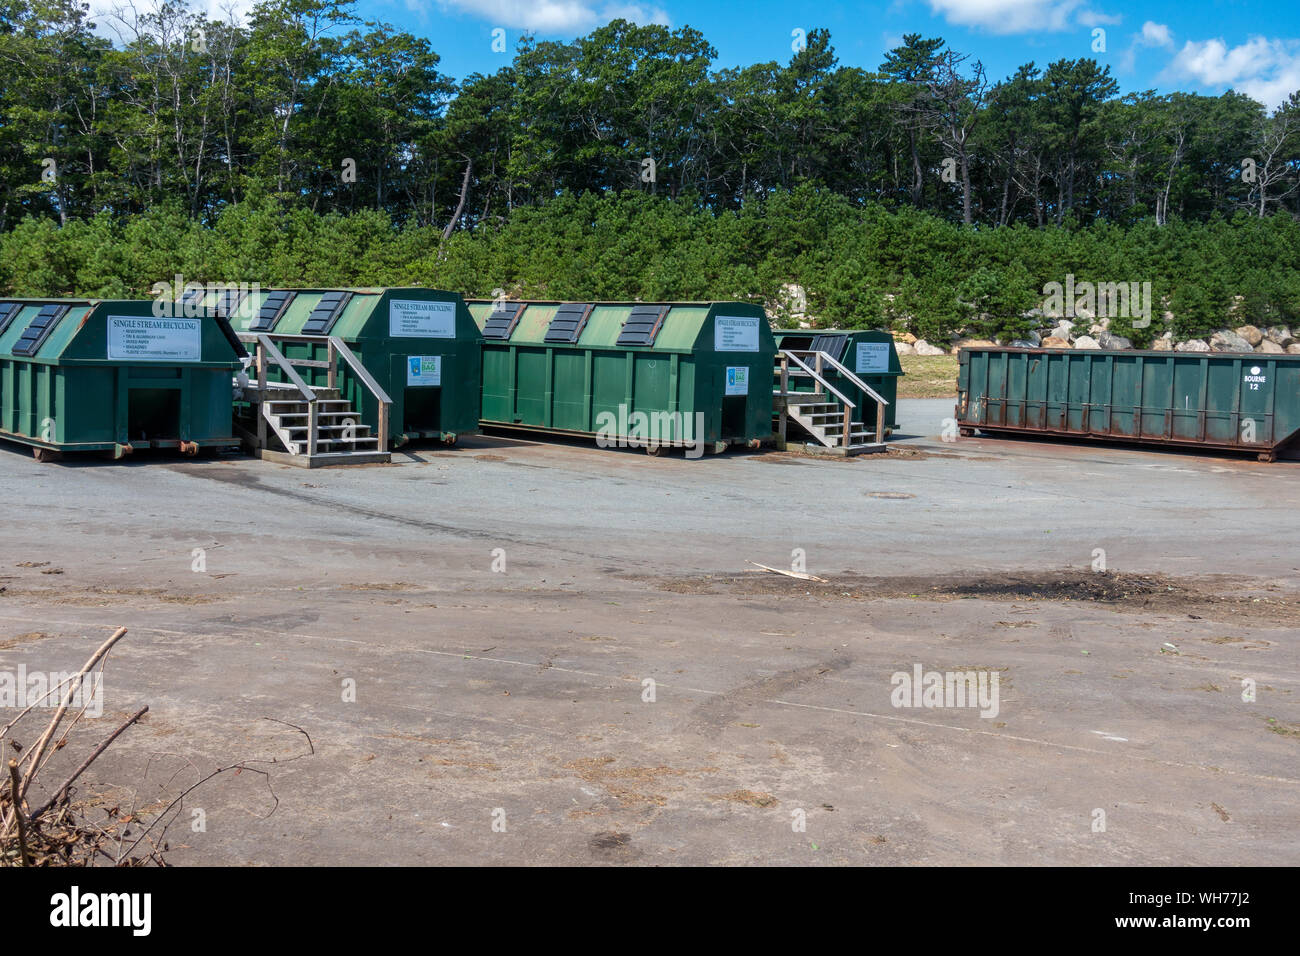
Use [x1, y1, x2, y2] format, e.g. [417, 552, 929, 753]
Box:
[482, 302, 526, 340]
[11, 303, 71, 357]
[809, 333, 849, 362]
[214, 288, 247, 320]
[301, 291, 354, 334]
[250, 290, 297, 332]
[0, 301, 20, 335]
[544, 303, 594, 344]
[616, 305, 670, 347]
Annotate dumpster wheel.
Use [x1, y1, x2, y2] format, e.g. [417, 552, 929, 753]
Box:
[32, 447, 61, 463]
[1258, 450, 1277, 463]
[959, 426, 976, 437]
[645, 444, 667, 456]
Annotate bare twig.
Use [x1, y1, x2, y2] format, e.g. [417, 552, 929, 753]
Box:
[7, 759, 32, 866]
[16, 627, 128, 804]
[31, 706, 149, 821]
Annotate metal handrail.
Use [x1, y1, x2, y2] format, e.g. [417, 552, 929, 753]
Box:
[774, 348, 889, 450]
[255, 335, 314, 401]
[245, 332, 394, 456]
[329, 336, 392, 452]
[776, 350, 857, 411]
[779, 349, 890, 406]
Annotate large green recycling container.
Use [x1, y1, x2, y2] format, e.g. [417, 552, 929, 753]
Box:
[0, 297, 244, 459]
[466, 300, 776, 452]
[773, 329, 903, 431]
[218, 287, 482, 445]
[956, 347, 1300, 461]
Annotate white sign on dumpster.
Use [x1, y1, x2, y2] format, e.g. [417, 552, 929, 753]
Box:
[407, 355, 442, 386]
[107, 316, 201, 361]
[715, 315, 759, 351]
[390, 299, 456, 338]
[725, 366, 749, 395]
[855, 342, 890, 374]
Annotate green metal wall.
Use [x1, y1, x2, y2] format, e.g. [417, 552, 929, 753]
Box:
[957, 347, 1300, 460]
[0, 299, 243, 454]
[467, 301, 776, 449]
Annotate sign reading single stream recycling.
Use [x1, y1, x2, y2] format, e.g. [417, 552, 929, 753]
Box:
[725, 367, 749, 395]
[107, 316, 201, 361]
[715, 315, 760, 351]
[855, 342, 890, 374]
[390, 299, 456, 338]
[407, 355, 442, 386]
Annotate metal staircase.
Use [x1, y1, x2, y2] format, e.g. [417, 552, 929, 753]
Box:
[237, 334, 392, 467]
[773, 348, 889, 456]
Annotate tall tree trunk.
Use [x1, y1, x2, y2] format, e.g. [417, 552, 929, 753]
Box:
[442, 156, 472, 240]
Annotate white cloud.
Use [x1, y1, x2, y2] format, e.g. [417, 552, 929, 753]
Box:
[925, 0, 1117, 35]
[1140, 21, 1172, 49]
[438, 0, 668, 33]
[1168, 35, 1300, 109]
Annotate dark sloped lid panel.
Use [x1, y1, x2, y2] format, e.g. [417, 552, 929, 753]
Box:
[0, 301, 21, 336]
[615, 305, 670, 347]
[301, 291, 354, 335]
[482, 302, 525, 340]
[250, 290, 297, 332]
[544, 303, 594, 344]
[11, 304, 71, 357]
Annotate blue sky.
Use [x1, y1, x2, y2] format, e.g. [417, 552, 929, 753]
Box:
[340, 0, 1299, 108]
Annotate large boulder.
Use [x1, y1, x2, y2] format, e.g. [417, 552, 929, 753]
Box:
[895, 341, 916, 355]
[1288, 343, 1300, 354]
[1210, 329, 1254, 352]
[1265, 326, 1295, 347]
[1151, 336, 1174, 351]
[1257, 339, 1285, 354]
[1175, 339, 1211, 352]
[892, 331, 918, 345]
[1234, 325, 1264, 347]
[1098, 331, 1132, 350]
[913, 339, 947, 356]
[1049, 320, 1076, 340]
[1041, 336, 1071, 348]
[953, 337, 998, 350]
[1073, 335, 1102, 350]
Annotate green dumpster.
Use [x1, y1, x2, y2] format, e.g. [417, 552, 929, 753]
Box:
[956, 347, 1300, 461]
[466, 300, 776, 454]
[220, 288, 482, 446]
[773, 329, 904, 432]
[0, 297, 244, 460]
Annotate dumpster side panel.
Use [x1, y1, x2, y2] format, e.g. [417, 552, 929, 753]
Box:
[957, 347, 1300, 457]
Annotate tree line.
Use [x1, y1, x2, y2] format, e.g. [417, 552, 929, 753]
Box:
[3, 0, 1299, 230]
[5, 189, 1299, 343]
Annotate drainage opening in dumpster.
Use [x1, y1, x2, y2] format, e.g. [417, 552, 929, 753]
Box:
[128, 388, 181, 442]
[404, 388, 442, 433]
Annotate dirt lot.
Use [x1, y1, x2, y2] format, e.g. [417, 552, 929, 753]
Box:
[0, 400, 1296, 866]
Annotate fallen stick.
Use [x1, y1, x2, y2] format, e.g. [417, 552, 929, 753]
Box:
[745, 561, 828, 583]
[16, 627, 128, 805]
[31, 706, 149, 821]
[7, 759, 32, 866]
